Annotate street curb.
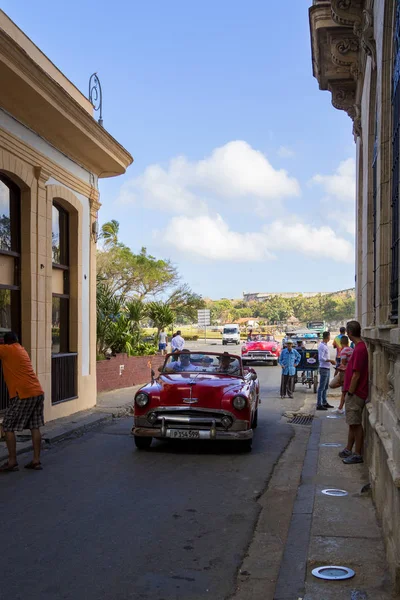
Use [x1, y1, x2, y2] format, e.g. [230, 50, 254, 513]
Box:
[274, 418, 322, 600]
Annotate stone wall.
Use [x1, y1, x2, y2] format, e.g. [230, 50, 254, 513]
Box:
[97, 354, 165, 393]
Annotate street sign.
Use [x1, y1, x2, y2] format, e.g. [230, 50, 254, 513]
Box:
[197, 309, 210, 326]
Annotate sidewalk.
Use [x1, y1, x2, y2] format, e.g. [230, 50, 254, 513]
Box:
[276, 394, 393, 599]
[0, 384, 141, 463]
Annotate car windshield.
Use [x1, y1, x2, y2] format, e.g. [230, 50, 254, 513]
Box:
[162, 352, 243, 376]
[249, 335, 274, 342]
[223, 328, 237, 334]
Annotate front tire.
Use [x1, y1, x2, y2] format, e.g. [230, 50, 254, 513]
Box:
[252, 409, 258, 429]
[134, 436, 152, 450]
[273, 360, 278, 366]
[239, 439, 252, 452]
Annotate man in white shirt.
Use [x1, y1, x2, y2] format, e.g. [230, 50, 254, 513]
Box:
[171, 330, 185, 353]
[317, 331, 336, 410]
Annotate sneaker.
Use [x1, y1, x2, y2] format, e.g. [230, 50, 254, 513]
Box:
[333, 408, 345, 414]
[342, 454, 364, 464]
[316, 405, 328, 411]
[323, 403, 334, 409]
[338, 448, 352, 458]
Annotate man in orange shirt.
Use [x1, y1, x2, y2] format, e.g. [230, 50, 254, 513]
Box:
[0, 332, 45, 472]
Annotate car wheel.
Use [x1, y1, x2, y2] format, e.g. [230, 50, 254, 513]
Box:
[134, 436, 152, 450]
[239, 439, 252, 452]
[313, 375, 318, 394]
[252, 409, 258, 429]
[273, 360, 278, 366]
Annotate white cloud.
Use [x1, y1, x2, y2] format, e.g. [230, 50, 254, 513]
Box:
[311, 158, 355, 202]
[327, 210, 356, 236]
[159, 214, 354, 264]
[277, 145, 295, 158]
[117, 140, 300, 215]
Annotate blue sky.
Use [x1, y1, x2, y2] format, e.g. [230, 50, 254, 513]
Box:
[2, 0, 356, 299]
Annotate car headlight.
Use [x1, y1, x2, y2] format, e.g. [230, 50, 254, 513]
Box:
[272, 346, 277, 352]
[135, 392, 149, 407]
[242, 347, 248, 354]
[232, 395, 247, 410]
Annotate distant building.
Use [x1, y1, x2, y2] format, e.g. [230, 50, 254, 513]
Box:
[243, 291, 329, 303]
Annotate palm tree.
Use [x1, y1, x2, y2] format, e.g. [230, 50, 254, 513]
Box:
[101, 220, 120, 249]
[125, 299, 148, 345]
[147, 301, 175, 341]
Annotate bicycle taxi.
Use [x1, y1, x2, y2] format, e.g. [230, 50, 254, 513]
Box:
[282, 330, 319, 393]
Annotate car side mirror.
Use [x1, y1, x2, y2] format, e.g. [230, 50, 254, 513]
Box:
[251, 372, 257, 381]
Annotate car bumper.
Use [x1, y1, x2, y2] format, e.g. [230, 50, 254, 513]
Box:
[242, 355, 278, 362]
[132, 427, 253, 441]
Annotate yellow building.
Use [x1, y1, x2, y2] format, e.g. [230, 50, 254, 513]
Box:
[310, 0, 400, 590]
[0, 11, 132, 421]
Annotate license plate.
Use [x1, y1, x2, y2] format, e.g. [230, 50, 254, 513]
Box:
[167, 429, 200, 439]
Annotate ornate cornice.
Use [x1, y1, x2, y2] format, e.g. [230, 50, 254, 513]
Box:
[309, 0, 376, 139]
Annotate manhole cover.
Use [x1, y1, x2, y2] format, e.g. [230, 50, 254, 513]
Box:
[312, 565, 355, 580]
[322, 488, 348, 497]
[321, 443, 342, 447]
[287, 415, 313, 426]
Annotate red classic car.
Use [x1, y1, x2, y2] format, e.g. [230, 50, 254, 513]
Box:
[241, 334, 281, 366]
[132, 351, 260, 452]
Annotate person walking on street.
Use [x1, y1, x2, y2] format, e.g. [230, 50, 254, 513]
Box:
[333, 326, 346, 372]
[339, 320, 369, 464]
[279, 340, 301, 399]
[171, 330, 185, 353]
[0, 332, 45, 472]
[158, 329, 168, 355]
[317, 331, 336, 411]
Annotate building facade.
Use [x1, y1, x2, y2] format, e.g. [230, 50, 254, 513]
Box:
[310, 0, 400, 590]
[0, 12, 132, 422]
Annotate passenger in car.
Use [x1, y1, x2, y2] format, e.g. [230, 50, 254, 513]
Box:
[168, 349, 200, 372]
[217, 352, 241, 375]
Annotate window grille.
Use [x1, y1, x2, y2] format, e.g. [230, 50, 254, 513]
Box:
[390, 1, 400, 322]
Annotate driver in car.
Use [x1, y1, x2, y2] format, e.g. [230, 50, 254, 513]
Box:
[168, 349, 200, 372]
[217, 352, 240, 375]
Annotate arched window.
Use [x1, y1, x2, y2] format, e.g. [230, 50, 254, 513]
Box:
[0, 173, 21, 411]
[52, 203, 69, 354]
[0, 174, 20, 338]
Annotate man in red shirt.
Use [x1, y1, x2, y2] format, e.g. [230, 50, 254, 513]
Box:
[338, 320, 369, 464]
[0, 332, 45, 472]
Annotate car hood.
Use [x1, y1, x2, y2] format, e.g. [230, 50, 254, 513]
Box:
[155, 373, 244, 409]
[243, 341, 278, 351]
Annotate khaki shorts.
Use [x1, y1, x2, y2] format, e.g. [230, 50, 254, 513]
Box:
[345, 393, 365, 425]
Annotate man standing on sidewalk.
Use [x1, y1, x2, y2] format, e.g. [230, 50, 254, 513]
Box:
[279, 340, 301, 399]
[0, 332, 44, 472]
[339, 320, 369, 464]
[316, 331, 336, 411]
[171, 330, 185, 353]
[333, 326, 346, 371]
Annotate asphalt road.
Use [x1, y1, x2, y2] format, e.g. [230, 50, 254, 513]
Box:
[2, 343, 306, 600]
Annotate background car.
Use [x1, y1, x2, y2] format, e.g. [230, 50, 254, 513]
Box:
[132, 351, 260, 452]
[241, 334, 280, 366]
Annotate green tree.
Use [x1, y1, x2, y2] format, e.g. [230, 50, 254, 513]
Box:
[100, 219, 120, 249]
[147, 301, 175, 340]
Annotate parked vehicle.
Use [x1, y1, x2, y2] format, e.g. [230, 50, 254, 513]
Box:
[306, 321, 326, 337]
[241, 334, 280, 366]
[132, 351, 260, 451]
[222, 323, 241, 345]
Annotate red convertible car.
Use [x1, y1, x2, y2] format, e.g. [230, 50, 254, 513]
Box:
[132, 351, 260, 452]
[241, 334, 281, 366]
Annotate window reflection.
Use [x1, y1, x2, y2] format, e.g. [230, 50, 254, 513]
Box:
[0, 180, 11, 252]
[52, 205, 60, 264]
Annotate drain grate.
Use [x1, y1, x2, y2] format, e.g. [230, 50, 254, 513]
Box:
[288, 415, 313, 426]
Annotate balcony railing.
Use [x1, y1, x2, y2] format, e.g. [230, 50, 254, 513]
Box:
[51, 353, 78, 405]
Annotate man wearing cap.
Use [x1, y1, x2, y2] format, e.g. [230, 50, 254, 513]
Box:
[278, 340, 301, 399]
